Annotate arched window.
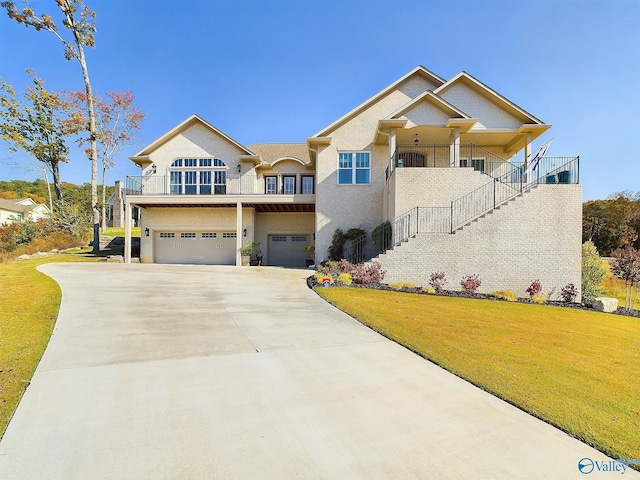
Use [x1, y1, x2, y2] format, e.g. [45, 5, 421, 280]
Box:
[169, 158, 228, 194]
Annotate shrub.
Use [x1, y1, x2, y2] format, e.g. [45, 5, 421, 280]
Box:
[526, 280, 542, 298]
[560, 283, 579, 303]
[460, 274, 482, 294]
[351, 260, 385, 285]
[328, 228, 346, 261]
[531, 294, 546, 304]
[337, 259, 353, 273]
[424, 287, 436, 294]
[429, 271, 447, 292]
[337, 273, 353, 285]
[328, 227, 367, 262]
[582, 241, 606, 301]
[390, 282, 415, 290]
[490, 290, 517, 302]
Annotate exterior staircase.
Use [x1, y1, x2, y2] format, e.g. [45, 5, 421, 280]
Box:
[344, 156, 579, 264]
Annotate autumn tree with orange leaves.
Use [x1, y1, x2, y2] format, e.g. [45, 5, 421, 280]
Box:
[66, 90, 144, 231]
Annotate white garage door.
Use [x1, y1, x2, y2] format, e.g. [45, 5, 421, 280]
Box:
[155, 231, 236, 265]
[268, 235, 309, 267]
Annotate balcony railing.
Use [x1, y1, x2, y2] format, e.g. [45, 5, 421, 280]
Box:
[125, 175, 313, 196]
[386, 143, 516, 183]
[345, 156, 579, 264]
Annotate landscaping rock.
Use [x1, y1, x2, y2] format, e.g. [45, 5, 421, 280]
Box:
[592, 297, 619, 313]
[17, 254, 31, 261]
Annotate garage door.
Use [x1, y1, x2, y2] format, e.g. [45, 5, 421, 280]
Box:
[155, 231, 236, 265]
[268, 235, 309, 267]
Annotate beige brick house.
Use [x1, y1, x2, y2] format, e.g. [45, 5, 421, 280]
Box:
[124, 65, 581, 297]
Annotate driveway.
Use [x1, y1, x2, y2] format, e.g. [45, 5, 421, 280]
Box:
[0, 264, 631, 479]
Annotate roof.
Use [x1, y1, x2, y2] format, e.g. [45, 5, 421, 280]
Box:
[311, 65, 446, 138]
[130, 114, 255, 166]
[246, 143, 311, 166]
[434, 71, 545, 124]
[0, 198, 42, 213]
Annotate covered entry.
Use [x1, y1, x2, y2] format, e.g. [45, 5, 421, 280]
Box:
[267, 234, 309, 267]
[155, 231, 237, 265]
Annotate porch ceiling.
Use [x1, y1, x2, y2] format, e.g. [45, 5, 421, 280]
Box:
[135, 203, 315, 213]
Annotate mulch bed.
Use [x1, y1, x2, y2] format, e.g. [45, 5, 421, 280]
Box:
[307, 275, 640, 318]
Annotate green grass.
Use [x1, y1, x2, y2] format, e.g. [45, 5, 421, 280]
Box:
[316, 287, 640, 461]
[0, 251, 98, 438]
[104, 226, 140, 237]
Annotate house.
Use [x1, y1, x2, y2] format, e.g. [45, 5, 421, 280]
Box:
[124, 65, 581, 297]
[0, 197, 50, 224]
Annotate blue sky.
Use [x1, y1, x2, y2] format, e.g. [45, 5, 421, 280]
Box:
[0, 0, 638, 201]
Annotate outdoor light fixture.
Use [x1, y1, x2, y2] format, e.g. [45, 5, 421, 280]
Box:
[414, 133, 419, 144]
[150, 163, 157, 174]
[243, 228, 247, 237]
[145, 228, 149, 237]
[237, 164, 242, 173]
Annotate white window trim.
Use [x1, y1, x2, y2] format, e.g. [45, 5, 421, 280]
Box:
[337, 151, 371, 186]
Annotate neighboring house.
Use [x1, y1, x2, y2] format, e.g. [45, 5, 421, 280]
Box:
[107, 180, 139, 228]
[0, 198, 50, 224]
[124, 65, 581, 297]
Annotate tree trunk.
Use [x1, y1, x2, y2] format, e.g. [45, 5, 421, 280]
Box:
[101, 160, 107, 232]
[41, 164, 53, 212]
[50, 160, 64, 202]
[63, 1, 99, 252]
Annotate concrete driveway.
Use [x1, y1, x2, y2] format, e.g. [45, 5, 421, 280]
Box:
[0, 264, 631, 479]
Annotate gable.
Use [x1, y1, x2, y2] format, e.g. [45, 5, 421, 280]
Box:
[435, 73, 543, 129]
[130, 114, 254, 167]
[312, 66, 445, 138]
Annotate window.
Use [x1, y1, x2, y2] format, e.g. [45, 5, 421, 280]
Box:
[271, 236, 287, 242]
[159, 232, 175, 238]
[265, 176, 277, 194]
[180, 232, 196, 238]
[291, 236, 307, 242]
[202, 233, 216, 238]
[338, 152, 370, 185]
[184, 171, 197, 194]
[301, 175, 314, 194]
[169, 158, 228, 195]
[461, 158, 485, 173]
[222, 232, 237, 238]
[283, 176, 296, 194]
[213, 171, 227, 194]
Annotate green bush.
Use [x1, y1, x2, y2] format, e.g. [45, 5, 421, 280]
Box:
[582, 241, 606, 301]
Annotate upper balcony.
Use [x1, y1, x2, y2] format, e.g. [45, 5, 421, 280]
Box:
[125, 174, 315, 197]
[387, 143, 579, 185]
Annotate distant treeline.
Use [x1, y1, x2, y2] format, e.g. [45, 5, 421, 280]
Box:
[583, 191, 640, 256]
[0, 179, 115, 215]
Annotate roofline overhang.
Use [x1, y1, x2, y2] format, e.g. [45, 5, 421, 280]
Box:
[312, 66, 446, 138]
[435, 72, 545, 125]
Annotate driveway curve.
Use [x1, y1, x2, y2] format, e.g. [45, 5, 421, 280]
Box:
[0, 263, 630, 479]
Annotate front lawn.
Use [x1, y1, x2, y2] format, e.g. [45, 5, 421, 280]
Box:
[0, 251, 98, 438]
[104, 226, 140, 237]
[316, 287, 640, 461]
